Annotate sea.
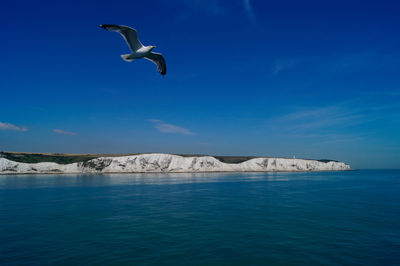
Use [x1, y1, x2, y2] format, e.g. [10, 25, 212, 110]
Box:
[0, 170, 399, 265]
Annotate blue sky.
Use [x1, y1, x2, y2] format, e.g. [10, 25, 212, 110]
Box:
[1, 0, 399, 169]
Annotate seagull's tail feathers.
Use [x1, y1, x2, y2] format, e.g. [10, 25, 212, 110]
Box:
[121, 54, 134, 62]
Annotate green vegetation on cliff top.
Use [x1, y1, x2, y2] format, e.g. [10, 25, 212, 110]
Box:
[0, 152, 337, 165]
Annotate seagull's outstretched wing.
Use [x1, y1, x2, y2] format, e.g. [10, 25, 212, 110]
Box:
[145, 52, 167, 76]
[100, 24, 143, 52]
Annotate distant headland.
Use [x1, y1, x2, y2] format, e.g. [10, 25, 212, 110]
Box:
[0, 152, 350, 174]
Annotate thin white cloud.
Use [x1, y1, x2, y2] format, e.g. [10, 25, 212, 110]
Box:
[148, 119, 163, 123]
[53, 129, 77, 136]
[265, 108, 365, 147]
[167, 0, 256, 23]
[271, 51, 400, 76]
[275, 105, 365, 132]
[314, 136, 365, 145]
[167, 0, 226, 18]
[273, 59, 297, 74]
[242, 0, 256, 23]
[266, 94, 400, 146]
[149, 120, 195, 135]
[0, 122, 27, 131]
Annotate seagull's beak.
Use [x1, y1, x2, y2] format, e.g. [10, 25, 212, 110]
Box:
[152, 46, 156, 49]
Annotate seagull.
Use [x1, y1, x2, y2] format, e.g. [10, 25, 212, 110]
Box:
[100, 24, 166, 76]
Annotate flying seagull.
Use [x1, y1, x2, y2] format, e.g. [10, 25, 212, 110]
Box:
[100, 24, 166, 76]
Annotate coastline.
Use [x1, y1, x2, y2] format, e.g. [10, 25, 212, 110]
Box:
[0, 153, 350, 175]
[0, 169, 353, 175]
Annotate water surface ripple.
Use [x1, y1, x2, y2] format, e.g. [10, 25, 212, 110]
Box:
[0, 170, 399, 265]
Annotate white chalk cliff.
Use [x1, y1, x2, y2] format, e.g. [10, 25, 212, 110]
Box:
[0, 153, 350, 174]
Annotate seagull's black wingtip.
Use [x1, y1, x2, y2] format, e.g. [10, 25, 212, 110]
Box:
[99, 24, 119, 29]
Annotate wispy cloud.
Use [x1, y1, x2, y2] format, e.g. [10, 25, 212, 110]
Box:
[149, 119, 195, 135]
[198, 141, 212, 146]
[272, 59, 297, 75]
[0, 122, 27, 131]
[369, 89, 400, 97]
[270, 51, 400, 76]
[167, 0, 226, 19]
[267, 93, 400, 146]
[53, 129, 77, 136]
[242, 0, 256, 23]
[148, 119, 163, 123]
[314, 135, 365, 145]
[278, 105, 364, 131]
[167, 0, 256, 23]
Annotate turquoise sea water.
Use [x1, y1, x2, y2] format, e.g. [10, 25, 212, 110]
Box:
[0, 170, 399, 265]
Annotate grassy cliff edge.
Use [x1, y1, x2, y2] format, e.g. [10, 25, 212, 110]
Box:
[0, 151, 338, 165]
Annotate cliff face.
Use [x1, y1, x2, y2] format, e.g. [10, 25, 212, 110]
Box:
[0, 153, 350, 174]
